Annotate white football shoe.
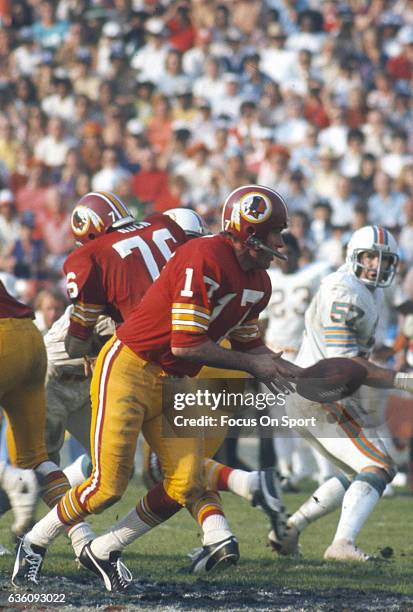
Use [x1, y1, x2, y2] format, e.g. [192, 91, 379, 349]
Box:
[324, 539, 375, 562]
[268, 524, 300, 557]
[2, 467, 39, 536]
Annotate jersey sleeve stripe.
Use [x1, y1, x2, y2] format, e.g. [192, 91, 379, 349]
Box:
[171, 308, 210, 320]
[172, 320, 208, 330]
[70, 314, 97, 328]
[172, 313, 210, 325]
[172, 324, 207, 333]
[172, 302, 210, 315]
[73, 303, 104, 314]
[325, 334, 357, 340]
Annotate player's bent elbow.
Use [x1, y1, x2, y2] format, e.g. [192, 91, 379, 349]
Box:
[171, 345, 194, 359]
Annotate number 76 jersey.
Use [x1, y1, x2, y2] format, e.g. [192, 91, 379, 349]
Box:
[117, 234, 271, 377]
[63, 215, 187, 340]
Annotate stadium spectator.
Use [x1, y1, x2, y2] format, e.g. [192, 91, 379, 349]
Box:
[34, 117, 74, 168]
[91, 146, 131, 192]
[34, 287, 66, 334]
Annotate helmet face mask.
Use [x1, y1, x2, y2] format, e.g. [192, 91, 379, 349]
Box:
[71, 191, 135, 245]
[346, 225, 399, 288]
[221, 185, 288, 260]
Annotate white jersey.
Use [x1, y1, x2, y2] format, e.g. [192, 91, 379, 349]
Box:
[295, 265, 380, 367]
[263, 262, 331, 355]
[45, 306, 115, 377]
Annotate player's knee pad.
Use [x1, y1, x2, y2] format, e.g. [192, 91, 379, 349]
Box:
[88, 492, 122, 514]
[164, 479, 205, 507]
[354, 471, 388, 496]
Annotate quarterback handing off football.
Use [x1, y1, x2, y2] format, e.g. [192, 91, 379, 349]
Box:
[295, 357, 368, 402]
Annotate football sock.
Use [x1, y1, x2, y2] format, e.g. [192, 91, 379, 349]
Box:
[63, 454, 92, 487]
[35, 461, 72, 508]
[190, 490, 232, 546]
[204, 459, 259, 500]
[27, 506, 65, 548]
[288, 475, 349, 532]
[201, 514, 232, 546]
[67, 522, 94, 557]
[333, 475, 383, 543]
[90, 482, 181, 559]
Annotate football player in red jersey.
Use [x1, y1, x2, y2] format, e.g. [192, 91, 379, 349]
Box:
[0, 281, 93, 557]
[14, 186, 302, 591]
[63, 192, 193, 359]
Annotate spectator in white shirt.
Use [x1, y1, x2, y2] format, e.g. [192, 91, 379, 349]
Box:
[319, 104, 348, 157]
[34, 117, 73, 168]
[183, 29, 212, 79]
[381, 129, 413, 179]
[131, 18, 169, 84]
[193, 56, 225, 107]
[91, 147, 131, 192]
[157, 49, 192, 97]
[41, 77, 76, 121]
[259, 22, 297, 85]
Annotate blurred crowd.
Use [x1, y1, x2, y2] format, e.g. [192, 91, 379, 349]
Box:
[1, 0, 413, 304]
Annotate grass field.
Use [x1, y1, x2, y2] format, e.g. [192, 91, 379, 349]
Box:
[0, 477, 412, 611]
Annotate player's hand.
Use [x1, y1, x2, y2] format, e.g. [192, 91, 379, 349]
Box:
[84, 356, 97, 377]
[249, 354, 300, 393]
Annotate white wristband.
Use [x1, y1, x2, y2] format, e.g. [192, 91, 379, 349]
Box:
[394, 372, 413, 394]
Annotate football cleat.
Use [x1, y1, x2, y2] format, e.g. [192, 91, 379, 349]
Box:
[188, 536, 239, 573]
[324, 539, 376, 562]
[3, 468, 39, 537]
[78, 542, 133, 592]
[252, 468, 288, 540]
[268, 524, 300, 556]
[12, 537, 46, 586]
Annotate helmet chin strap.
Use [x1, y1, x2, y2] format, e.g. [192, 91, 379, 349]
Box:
[246, 236, 288, 260]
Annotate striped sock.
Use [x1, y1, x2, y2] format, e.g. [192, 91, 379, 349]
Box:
[190, 491, 232, 546]
[204, 459, 233, 491]
[35, 461, 71, 508]
[91, 483, 181, 559]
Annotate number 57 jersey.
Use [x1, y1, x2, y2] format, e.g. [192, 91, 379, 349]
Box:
[296, 264, 380, 368]
[63, 215, 187, 340]
[117, 234, 271, 377]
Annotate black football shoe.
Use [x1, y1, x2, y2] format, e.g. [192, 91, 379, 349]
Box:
[78, 542, 133, 592]
[188, 535, 239, 573]
[12, 536, 46, 586]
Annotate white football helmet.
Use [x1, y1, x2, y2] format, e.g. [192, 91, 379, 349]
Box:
[346, 225, 399, 288]
[163, 208, 209, 238]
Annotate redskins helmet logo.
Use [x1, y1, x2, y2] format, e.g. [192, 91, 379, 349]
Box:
[71, 205, 105, 237]
[240, 192, 272, 224]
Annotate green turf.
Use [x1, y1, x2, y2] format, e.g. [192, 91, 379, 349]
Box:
[1, 479, 412, 596]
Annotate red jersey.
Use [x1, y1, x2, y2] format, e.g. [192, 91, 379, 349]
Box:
[64, 215, 187, 340]
[0, 281, 34, 319]
[117, 234, 271, 376]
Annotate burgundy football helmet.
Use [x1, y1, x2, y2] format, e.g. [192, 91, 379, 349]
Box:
[71, 191, 135, 245]
[221, 185, 288, 259]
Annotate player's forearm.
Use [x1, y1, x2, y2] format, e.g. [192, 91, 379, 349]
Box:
[65, 333, 94, 359]
[171, 339, 259, 375]
[351, 356, 396, 388]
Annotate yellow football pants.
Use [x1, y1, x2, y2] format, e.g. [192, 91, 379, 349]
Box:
[61, 336, 211, 522]
[0, 318, 49, 468]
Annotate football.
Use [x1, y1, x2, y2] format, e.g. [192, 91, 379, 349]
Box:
[295, 357, 368, 403]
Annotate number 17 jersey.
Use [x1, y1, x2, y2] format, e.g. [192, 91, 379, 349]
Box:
[63, 215, 187, 340]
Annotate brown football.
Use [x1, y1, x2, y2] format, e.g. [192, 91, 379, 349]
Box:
[295, 357, 368, 403]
